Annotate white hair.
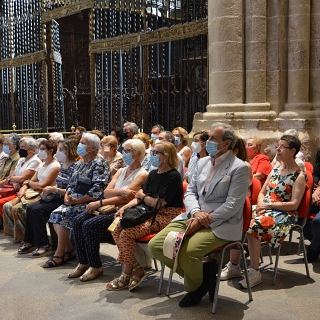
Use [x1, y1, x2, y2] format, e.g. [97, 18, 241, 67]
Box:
[123, 139, 146, 163]
[49, 132, 64, 142]
[283, 129, 299, 139]
[82, 132, 101, 155]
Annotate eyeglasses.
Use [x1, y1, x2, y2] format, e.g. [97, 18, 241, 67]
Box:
[150, 150, 164, 156]
[39, 148, 47, 151]
[275, 145, 291, 150]
[122, 149, 136, 154]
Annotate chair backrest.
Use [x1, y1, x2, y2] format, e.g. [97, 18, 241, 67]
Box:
[250, 177, 261, 205]
[297, 185, 311, 219]
[182, 182, 189, 212]
[305, 170, 314, 190]
[241, 196, 252, 242]
[305, 162, 314, 174]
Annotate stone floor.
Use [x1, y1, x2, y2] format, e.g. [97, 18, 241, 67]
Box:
[0, 230, 319, 320]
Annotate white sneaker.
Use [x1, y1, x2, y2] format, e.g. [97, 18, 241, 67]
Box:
[220, 261, 242, 280]
[239, 268, 262, 288]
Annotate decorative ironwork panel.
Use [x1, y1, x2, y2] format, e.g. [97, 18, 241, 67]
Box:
[93, 0, 207, 133]
[0, 68, 12, 129]
[51, 19, 66, 131]
[14, 62, 44, 130]
[0, 0, 11, 60]
[95, 47, 143, 132]
[12, 0, 43, 57]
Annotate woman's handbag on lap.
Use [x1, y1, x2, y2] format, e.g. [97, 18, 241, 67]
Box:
[0, 185, 16, 198]
[120, 195, 162, 229]
[24, 188, 41, 200]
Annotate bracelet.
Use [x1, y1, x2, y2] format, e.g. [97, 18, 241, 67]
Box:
[7, 177, 11, 184]
[26, 180, 30, 188]
[268, 202, 272, 209]
[141, 195, 147, 203]
[100, 198, 103, 206]
[55, 188, 59, 194]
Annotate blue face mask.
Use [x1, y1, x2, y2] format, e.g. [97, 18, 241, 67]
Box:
[174, 136, 181, 146]
[206, 140, 221, 156]
[123, 153, 135, 166]
[77, 143, 88, 157]
[151, 133, 158, 142]
[150, 154, 162, 167]
[3, 145, 10, 155]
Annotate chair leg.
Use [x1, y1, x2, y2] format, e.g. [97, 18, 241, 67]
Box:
[287, 229, 293, 255]
[165, 269, 174, 296]
[240, 246, 253, 302]
[300, 233, 310, 278]
[158, 262, 165, 295]
[153, 258, 158, 271]
[211, 250, 224, 314]
[268, 245, 273, 265]
[260, 250, 264, 264]
[272, 245, 281, 285]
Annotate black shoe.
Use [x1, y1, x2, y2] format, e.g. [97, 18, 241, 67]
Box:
[307, 247, 320, 263]
[178, 284, 207, 308]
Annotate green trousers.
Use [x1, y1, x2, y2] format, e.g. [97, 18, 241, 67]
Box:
[148, 220, 229, 292]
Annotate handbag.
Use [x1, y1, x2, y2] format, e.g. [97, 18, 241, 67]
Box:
[24, 188, 41, 200]
[0, 184, 16, 198]
[73, 177, 92, 195]
[97, 204, 117, 214]
[40, 191, 61, 202]
[120, 194, 162, 229]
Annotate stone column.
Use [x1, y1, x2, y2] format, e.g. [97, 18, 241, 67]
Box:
[245, 0, 267, 103]
[285, 0, 312, 110]
[310, 0, 320, 108]
[208, 0, 244, 104]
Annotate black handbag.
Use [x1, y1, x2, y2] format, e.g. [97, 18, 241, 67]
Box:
[120, 195, 162, 229]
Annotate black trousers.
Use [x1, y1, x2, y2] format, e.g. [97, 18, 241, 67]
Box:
[73, 211, 114, 268]
[24, 198, 64, 247]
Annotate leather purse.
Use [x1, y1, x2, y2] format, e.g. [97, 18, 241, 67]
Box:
[0, 184, 16, 198]
[97, 204, 117, 214]
[24, 188, 41, 200]
[120, 195, 162, 229]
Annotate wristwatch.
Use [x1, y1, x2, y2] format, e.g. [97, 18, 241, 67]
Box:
[7, 177, 11, 184]
[26, 180, 30, 187]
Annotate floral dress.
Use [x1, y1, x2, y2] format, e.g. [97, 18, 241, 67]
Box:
[247, 167, 305, 248]
[49, 156, 110, 229]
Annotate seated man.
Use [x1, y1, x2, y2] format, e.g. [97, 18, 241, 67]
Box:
[246, 136, 272, 186]
[148, 122, 249, 308]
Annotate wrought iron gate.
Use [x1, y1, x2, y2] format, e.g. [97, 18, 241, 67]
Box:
[91, 0, 207, 134]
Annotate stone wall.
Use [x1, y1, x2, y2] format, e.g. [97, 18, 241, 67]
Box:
[190, 0, 320, 162]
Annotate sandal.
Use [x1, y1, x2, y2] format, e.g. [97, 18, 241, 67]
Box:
[42, 254, 68, 268]
[29, 245, 52, 258]
[80, 267, 103, 282]
[106, 272, 131, 291]
[66, 248, 77, 261]
[128, 263, 148, 291]
[17, 243, 35, 254]
[68, 264, 89, 278]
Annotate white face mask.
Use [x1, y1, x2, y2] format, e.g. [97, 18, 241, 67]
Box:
[55, 151, 67, 163]
[191, 141, 202, 153]
[38, 150, 48, 160]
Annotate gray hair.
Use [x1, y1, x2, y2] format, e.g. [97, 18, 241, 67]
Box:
[211, 122, 237, 149]
[49, 132, 64, 142]
[283, 129, 299, 139]
[82, 132, 100, 155]
[162, 131, 175, 144]
[123, 139, 146, 163]
[124, 122, 139, 134]
[20, 137, 38, 150]
[6, 133, 21, 150]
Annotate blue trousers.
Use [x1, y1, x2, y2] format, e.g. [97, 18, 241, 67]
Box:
[73, 212, 114, 268]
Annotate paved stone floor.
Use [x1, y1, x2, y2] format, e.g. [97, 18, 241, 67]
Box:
[0, 230, 319, 320]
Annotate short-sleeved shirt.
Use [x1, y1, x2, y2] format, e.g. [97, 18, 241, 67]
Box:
[143, 169, 183, 208]
[250, 153, 272, 185]
[37, 161, 61, 183]
[0, 151, 8, 171]
[106, 151, 125, 173]
[0, 151, 20, 180]
[14, 155, 42, 176]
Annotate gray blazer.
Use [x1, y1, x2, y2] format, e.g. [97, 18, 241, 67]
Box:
[179, 152, 249, 241]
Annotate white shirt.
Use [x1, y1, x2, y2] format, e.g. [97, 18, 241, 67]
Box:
[14, 155, 42, 176]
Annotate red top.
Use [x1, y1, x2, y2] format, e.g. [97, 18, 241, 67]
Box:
[250, 153, 272, 186]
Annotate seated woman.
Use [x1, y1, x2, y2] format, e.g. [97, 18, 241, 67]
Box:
[133, 132, 153, 171]
[3, 139, 60, 244]
[106, 141, 183, 291]
[68, 139, 148, 281]
[0, 137, 41, 227]
[20, 139, 78, 256]
[221, 135, 306, 288]
[184, 130, 209, 184]
[100, 135, 124, 176]
[44, 133, 110, 268]
[172, 127, 192, 167]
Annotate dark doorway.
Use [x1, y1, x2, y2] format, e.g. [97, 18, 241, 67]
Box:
[47, 10, 90, 131]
